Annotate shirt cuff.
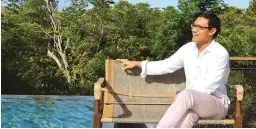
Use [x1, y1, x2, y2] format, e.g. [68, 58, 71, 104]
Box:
[140, 60, 148, 78]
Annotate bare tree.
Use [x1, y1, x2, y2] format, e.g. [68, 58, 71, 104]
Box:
[44, 0, 71, 83]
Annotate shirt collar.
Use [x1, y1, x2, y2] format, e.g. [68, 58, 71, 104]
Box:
[194, 39, 216, 53]
[205, 39, 216, 53]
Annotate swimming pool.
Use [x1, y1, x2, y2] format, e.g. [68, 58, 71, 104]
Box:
[1, 95, 94, 128]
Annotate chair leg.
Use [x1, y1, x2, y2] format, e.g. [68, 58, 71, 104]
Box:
[93, 100, 102, 128]
[234, 101, 242, 128]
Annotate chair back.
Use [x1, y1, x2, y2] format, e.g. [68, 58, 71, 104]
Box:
[101, 60, 186, 123]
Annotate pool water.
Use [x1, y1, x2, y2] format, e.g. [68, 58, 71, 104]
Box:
[1, 95, 94, 128]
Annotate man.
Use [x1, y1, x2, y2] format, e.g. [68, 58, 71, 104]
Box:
[118, 12, 230, 128]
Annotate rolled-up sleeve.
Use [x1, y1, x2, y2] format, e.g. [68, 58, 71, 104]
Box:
[140, 60, 148, 78]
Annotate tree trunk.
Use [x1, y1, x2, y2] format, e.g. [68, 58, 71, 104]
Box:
[44, 0, 72, 84]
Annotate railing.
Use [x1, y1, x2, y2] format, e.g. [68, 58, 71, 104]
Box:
[229, 57, 256, 128]
[197, 57, 256, 128]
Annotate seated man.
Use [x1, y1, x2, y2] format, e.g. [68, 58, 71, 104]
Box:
[118, 12, 230, 128]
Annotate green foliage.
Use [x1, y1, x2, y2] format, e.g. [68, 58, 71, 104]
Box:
[2, 0, 256, 126]
[1, 0, 255, 98]
[217, 6, 256, 57]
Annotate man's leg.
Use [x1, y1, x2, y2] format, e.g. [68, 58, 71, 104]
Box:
[175, 110, 199, 128]
[157, 89, 227, 128]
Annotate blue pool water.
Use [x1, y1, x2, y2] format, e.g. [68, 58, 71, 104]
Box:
[1, 95, 94, 128]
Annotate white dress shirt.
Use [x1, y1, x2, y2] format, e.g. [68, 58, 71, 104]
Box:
[140, 40, 230, 107]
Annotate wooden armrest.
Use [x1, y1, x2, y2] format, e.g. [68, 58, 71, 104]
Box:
[230, 85, 244, 101]
[94, 78, 105, 100]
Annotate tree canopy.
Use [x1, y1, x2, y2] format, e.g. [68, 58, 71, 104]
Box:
[1, 0, 255, 95]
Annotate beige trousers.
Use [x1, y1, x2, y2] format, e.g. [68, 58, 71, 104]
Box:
[157, 89, 228, 128]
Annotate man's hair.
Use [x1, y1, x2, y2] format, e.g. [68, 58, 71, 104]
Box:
[198, 12, 221, 39]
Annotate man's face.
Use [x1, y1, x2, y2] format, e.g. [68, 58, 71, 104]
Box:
[192, 17, 214, 45]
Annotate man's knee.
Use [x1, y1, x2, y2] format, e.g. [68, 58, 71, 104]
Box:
[180, 112, 199, 128]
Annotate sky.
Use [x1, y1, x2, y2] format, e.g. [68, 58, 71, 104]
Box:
[59, 0, 251, 10]
[1, 0, 250, 10]
[113, 0, 251, 9]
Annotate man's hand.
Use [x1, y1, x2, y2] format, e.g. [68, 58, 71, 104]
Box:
[117, 59, 141, 71]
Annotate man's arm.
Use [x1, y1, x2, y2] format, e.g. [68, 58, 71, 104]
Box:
[117, 45, 185, 78]
[117, 59, 142, 70]
[141, 52, 184, 76]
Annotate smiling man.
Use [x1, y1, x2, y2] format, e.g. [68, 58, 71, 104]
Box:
[118, 12, 230, 128]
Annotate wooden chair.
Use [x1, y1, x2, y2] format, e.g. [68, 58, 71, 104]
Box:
[93, 59, 244, 128]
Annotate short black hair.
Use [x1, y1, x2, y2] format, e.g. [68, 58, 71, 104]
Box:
[198, 12, 221, 39]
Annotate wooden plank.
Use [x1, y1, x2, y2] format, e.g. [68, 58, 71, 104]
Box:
[196, 119, 235, 125]
[230, 57, 256, 61]
[106, 101, 174, 105]
[235, 101, 242, 128]
[102, 59, 114, 121]
[93, 100, 101, 128]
